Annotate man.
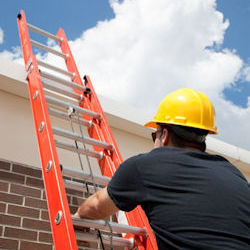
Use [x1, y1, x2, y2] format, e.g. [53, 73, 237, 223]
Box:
[75, 88, 250, 249]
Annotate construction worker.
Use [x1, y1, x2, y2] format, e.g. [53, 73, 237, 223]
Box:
[75, 88, 250, 249]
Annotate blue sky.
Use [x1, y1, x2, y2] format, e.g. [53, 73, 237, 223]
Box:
[0, 0, 249, 150]
[0, 0, 249, 108]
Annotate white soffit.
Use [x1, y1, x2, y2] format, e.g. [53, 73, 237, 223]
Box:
[0, 57, 249, 164]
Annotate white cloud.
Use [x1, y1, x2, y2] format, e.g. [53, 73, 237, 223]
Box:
[0, 28, 4, 44]
[1, 0, 249, 150]
[243, 66, 250, 82]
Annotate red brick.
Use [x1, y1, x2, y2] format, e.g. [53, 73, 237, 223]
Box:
[72, 196, 85, 206]
[66, 188, 83, 197]
[0, 214, 21, 226]
[26, 176, 44, 188]
[0, 225, 2, 235]
[39, 232, 53, 243]
[0, 238, 18, 249]
[23, 218, 51, 231]
[0, 170, 25, 184]
[41, 210, 49, 220]
[12, 164, 42, 178]
[0, 160, 11, 171]
[4, 226, 37, 240]
[20, 241, 52, 250]
[25, 197, 48, 209]
[8, 204, 40, 218]
[10, 183, 41, 198]
[0, 202, 6, 213]
[69, 205, 78, 214]
[0, 181, 8, 192]
[0, 192, 23, 205]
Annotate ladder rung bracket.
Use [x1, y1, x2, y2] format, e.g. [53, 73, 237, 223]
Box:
[42, 80, 82, 101]
[40, 70, 89, 93]
[55, 139, 103, 160]
[31, 39, 67, 59]
[72, 217, 147, 236]
[45, 95, 101, 119]
[64, 179, 99, 193]
[48, 107, 92, 128]
[37, 59, 75, 78]
[62, 167, 110, 186]
[75, 231, 134, 248]
[52, 127, 113, 151]
[27, 23, 63, 43]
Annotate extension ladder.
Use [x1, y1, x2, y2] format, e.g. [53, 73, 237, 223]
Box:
[17, 10, 157, 250]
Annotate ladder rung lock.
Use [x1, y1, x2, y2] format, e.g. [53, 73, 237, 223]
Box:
[53, 127, 113, 151]
[37, 60, 74, 78]
[64, 179, 100, 193]
[72, 217, 147, 236]
[30, 40, 67, 59]
[55, 139, 103, 160]
[62, 167, 110, 186]
[45, 95, 102, 119]
[48, 108, 92, 128]
[75, 231, 134, 248]
[40, 70, 89, 93]
[27, 23, 62, 43]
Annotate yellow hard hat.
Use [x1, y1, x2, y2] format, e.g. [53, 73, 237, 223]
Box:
[144, 88, 217, 134]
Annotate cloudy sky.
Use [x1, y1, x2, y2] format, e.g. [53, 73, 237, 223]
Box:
[0, 0, 249, 150]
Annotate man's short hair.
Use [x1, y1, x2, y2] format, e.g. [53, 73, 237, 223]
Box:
[158, 123, 209, 152]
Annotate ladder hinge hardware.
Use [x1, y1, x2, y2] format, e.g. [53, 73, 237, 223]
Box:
[39, 121, 45, 132]
[46, 160, 52, 173]
[33, 90, 39, 100]
[55, 210, 63, 225]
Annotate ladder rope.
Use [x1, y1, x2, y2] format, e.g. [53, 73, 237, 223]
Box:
[67, 108, 106, 250]
[75, 110, 114, 250]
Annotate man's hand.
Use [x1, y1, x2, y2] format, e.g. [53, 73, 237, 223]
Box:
[76, 187, 119, 220]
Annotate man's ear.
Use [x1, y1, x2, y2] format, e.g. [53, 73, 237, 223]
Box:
[161, 128, 169, 146]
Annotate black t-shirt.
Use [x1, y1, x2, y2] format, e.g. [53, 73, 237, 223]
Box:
[107, 147, 250, 250]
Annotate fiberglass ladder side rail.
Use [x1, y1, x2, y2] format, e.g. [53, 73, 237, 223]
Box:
[17, 10, 157, 250]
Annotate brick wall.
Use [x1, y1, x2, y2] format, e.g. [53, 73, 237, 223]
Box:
[0, 159, 87, 250]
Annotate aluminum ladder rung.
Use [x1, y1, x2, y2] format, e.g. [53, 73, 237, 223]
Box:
[75, 231, 134, 249]
[64, 179, 99, 193]
[62, 167, 110, 186]
[55, 139, 103, 160]
[48, 107, 92, 128]
[37, 59, 75, 78]
[72, 217, 147, 236]
[31, 39, 67, 59]
[53, 127, 113, 151]
[45, 95, 102, 120]
[40, 70, 90, 93]
[27, 23, 62, 43]
[42, 80, 82, 101]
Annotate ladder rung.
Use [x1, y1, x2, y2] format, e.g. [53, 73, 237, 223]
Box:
[55, 139, 103, 160]
[64, 179, 99, 193]
[45, 95, 102, 120]
[42, 80, 82, 101]
[53, 127, 113, 151]
[72, 217, 147, 236]
[40, 70, 89, 93]
[27, 23, 62, 43]
[48, 107, 92, 128]
[31, 39, 67, 59]
[75, 231, 134, 248]
[62, 167, 110, 186]
[37, 59, 74, 78]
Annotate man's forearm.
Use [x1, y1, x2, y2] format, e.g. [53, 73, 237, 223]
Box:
[75, 187, 119, 220]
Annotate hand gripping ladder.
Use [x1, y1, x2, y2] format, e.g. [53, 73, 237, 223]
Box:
[17, 10, 158, 250]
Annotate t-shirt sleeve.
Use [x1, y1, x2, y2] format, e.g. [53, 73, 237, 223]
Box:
[107, 156, 145, 212]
